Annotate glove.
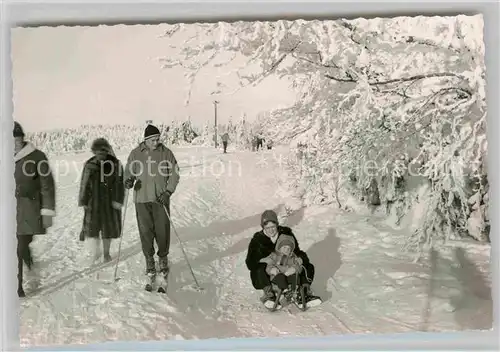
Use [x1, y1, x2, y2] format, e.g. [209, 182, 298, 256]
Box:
[295, 257, 303, 266]
[42, 215, 53, 229]
[156, 190, 172, 205]
[84, 160, 100, 173]
[284, 267, 296, 276]
[124, 177, 135, 189]
[269, 267, 279, 276]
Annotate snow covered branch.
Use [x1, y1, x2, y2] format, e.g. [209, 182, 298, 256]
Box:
[157, 15, 488, 250]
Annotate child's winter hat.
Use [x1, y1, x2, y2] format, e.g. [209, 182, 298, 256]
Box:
[13, 121, 25, 138]
[276, 234, 295, 253]
[261, 209, 279, 227]
[144, 124, 161, 140]
[91, 138, 113, 154]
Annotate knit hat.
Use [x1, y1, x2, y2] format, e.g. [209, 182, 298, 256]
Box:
[13, 121, 25, 138]
[276, 234, 295, 253]
[144, 124, 160, 141]
[261, 209, 279, 227]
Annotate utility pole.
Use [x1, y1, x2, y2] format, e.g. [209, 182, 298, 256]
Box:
[213, 100, 219, 148]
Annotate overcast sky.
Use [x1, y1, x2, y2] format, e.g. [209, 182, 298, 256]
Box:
[11, 24, 296, 133]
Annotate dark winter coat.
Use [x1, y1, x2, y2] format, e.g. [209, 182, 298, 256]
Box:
[221, 133, 230, 142]
[245, 226, 310, 287]
[78, 154, 125, 240]
[14, 142, 56, 235]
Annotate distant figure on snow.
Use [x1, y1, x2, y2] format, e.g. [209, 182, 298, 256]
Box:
[78, 138, 125, 263]
[245, 210, 322, 309]
[14, 121, 56, 297]
[257, 136, 264, 151]
[266, 139, 273, 150]
[124, 124, 180, 292]
[221, 132, 230, 153]
[256, 135, 264, 151]
[251, 136, 258, 152]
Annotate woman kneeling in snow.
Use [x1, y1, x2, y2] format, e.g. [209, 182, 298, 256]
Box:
[245, 210, 322, 309]
[78, 138, 125, 263]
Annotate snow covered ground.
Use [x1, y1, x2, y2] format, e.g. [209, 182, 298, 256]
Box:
[18, 145, 493, 348]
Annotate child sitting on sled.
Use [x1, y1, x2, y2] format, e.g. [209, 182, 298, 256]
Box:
[259, 234, 304, 301]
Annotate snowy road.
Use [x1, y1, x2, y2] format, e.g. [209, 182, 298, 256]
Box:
[19, 146, 492, 347]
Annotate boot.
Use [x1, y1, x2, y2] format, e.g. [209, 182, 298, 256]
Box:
[18, 263, 25, 298]
[145, 256, 156, 275]
[24, 261, 41, 291]
[143, 256, 156, 292]
[158, 256, 169, 274]
[260, 285, 275, 303]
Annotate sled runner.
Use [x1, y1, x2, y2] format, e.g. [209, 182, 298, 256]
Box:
[264, 284, 322, 313]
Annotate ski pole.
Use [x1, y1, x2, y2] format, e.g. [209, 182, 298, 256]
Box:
[162, 204, 203, 291]
[113, 189, 130, 281]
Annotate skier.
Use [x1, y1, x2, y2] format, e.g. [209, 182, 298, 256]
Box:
[221, 132, 230, 153]
[123, 124, 180, 293]
[245, 210, 322, 309]
[259, 234, 303, 304]
[251, 135, 258, 152]
[256, 135, 264, 151]
[13, 121, 56, 297]
[78, 138, 125, 263]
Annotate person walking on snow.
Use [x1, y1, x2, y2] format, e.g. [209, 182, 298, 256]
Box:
[259, 234, 303, 302]
[221, 132, 230, 153]
[245, 210, 322, 309]
[123, 124, 180, 291]
[13, 121, 56, 297]
[78, 138, 125, 263]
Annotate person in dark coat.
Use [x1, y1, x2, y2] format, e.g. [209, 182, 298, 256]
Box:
[78, 138, 125, 263]
[124, 124, 180, 286]
[13, 121, 56, 297]
[221, 132, 230, 153]
[245, 210, 322, 308]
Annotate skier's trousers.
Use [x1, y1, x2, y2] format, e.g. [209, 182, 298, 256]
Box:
[250, 262, 315, 290]
[135, 200, 171, 263]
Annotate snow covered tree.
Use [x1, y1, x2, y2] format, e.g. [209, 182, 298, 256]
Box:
[191, 120, 213, 146]
[181, 119, 199, 143]
[227, 118, 237, 136]
[158, 16, 488, 251]
[234, 113, 253, 149]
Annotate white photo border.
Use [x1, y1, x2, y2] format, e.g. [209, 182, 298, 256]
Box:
[1, 0, 498, 351]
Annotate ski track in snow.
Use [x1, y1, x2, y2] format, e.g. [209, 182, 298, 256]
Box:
[19, 146, 493, 347]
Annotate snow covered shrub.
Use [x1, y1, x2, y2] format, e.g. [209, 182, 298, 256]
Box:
[27, 120, 200, 155]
